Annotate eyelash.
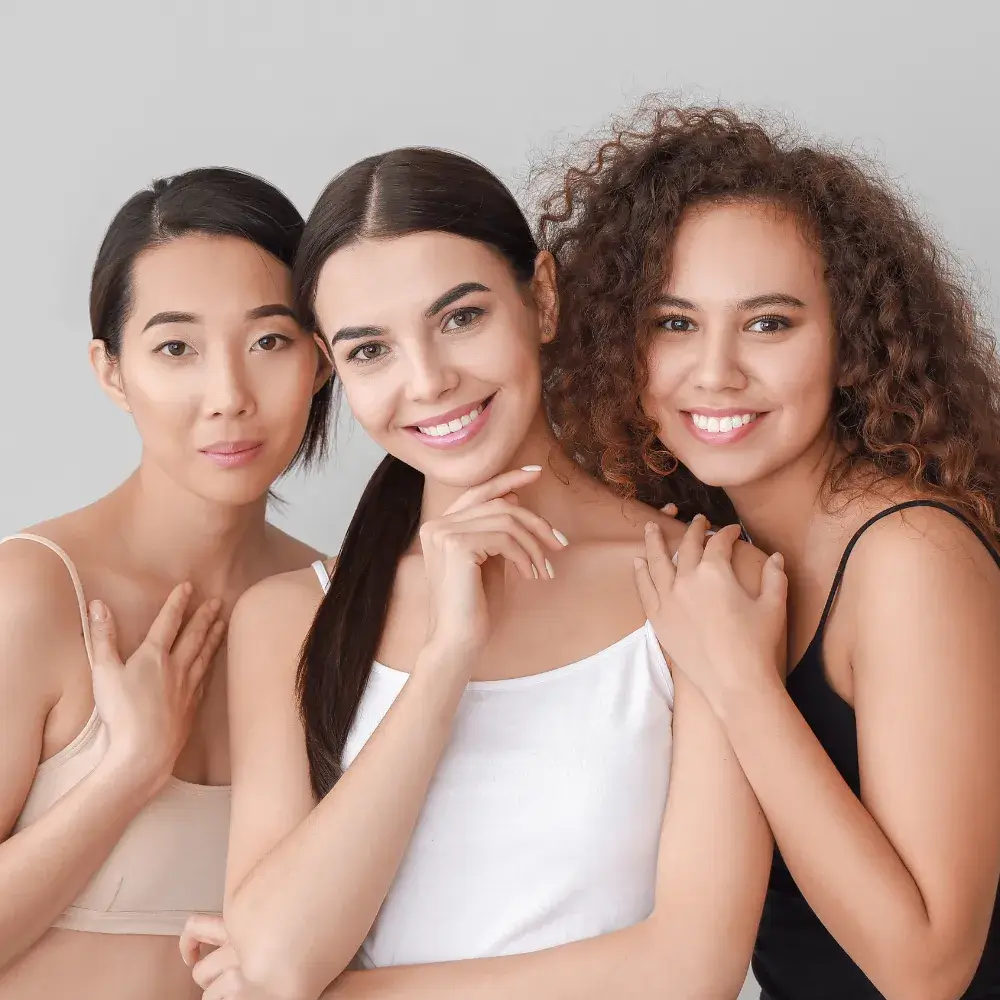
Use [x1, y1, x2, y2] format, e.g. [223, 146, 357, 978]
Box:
[154, 333, 292, 357]
[344, 305, 487, 366]
[655, 313, 791, 335]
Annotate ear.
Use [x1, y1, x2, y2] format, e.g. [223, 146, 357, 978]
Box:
[312, 332, 334, 393]
[530, 251, 559, 345]
[89, 339, 131, 413]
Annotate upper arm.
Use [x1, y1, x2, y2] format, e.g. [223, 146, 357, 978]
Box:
[0, 543, 80, 839]
[224, 571, 325, 902]
[649, 661, 772, 987]
[850, 510, 1000, 946]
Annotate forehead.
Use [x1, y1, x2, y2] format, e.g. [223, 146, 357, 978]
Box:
[314, 232, 514, 323]
[129, 234, 292, 319]
[667, 201, 825, 298]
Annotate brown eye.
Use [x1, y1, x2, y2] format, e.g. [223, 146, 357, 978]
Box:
[443, 307, 485, 332]
[254, 334, 289, 352]
[347, 342, 389, 364]
[157, 341, 190, 357]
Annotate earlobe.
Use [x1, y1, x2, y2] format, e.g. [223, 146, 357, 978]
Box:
[88, 339, 131, 413]
[532, 251, 560, 344]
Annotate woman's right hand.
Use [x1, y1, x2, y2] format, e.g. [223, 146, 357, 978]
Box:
[418, 465, 568, 662]
[87, 585, 226, 793]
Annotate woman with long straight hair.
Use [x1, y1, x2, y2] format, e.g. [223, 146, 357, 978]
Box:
[187, 147, 772, 1000]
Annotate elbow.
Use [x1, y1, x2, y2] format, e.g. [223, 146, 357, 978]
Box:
[872, 942, 982, 1000]
[224, 899, 352, 1000]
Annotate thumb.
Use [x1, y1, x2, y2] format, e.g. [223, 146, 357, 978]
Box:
[761, 552, 788, 609]
[88, 600, 123, 668]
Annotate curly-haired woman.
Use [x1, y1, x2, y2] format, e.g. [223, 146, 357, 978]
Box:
[541, 105, 1000, 1000]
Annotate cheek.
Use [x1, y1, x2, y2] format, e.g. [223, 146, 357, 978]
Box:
[340, 373, 397, 439]
[641, 344, 685, 416]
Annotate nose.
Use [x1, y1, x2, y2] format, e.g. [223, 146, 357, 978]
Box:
[403, 339, 459, 403]
[203, 349, 255, 419]
[691, 326, 748, 394]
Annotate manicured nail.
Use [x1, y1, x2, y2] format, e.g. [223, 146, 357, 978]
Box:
[645, 521, 657, 534]
[772, 552, 785, 570]
[521, 465, 542, 472]
[692, 513, 706, 524]
[89, 600, 107, 622]
[531, 564, 539, 579]
[634, 557, 646, 570]
[545, 558, 555, 578]
[552, 529, 569, 546]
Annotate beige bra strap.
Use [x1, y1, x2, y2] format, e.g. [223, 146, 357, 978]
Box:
[0, 534, 95, 667]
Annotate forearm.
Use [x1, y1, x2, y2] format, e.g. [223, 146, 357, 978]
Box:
[720, 676, 950, 995]
[227, 648, 470, 998]
[0, 758, 157, 971]
[323, 918, 743, 1000]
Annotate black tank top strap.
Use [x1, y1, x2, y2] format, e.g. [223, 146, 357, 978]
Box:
[815, 499, 1000, 637]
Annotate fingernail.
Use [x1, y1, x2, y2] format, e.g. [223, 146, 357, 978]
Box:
[521, 465, 542, 472]
[645, 521, 656, 534]
[531, 564, 539, 579]
[89, 600, 107, 622]
[772, 552, 785, 570]
[545, 558, 555, 578]
[634, 556, 646, 570]
[692, 513, 706, 523]
[552, 528, 569, 546]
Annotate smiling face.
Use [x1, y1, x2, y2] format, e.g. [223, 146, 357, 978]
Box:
[641, 200, 839, 492]
[91, 233, 328, 505]
[314, 231, 552, 487]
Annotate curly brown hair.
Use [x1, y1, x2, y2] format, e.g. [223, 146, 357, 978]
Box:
[538, 103, 1000, 535]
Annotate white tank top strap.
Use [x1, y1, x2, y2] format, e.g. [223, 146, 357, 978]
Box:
[312, 558, 331, 592]
[0, 533, 95, 667]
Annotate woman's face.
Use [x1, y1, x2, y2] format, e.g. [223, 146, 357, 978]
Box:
[641, 201, 839, 493]
[314, 231, 551, 488]
[93, 233, 328, 505]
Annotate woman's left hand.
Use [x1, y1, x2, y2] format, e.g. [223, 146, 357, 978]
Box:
[181, 914, 281, 1000]
[635, 517, 788, 719]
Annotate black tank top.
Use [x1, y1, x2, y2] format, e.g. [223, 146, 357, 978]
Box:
[751, 500, 1000, 1000]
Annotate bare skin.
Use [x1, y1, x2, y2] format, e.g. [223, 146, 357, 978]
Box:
[186, 232, 774, 1000]
[0, 233, 329, 1000]
[636, 202, 1000, 1000]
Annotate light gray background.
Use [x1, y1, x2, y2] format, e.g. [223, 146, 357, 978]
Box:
[1, 2, 996, 995]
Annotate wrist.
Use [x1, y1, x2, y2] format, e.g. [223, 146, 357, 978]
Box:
[96, 749, 172, 802]
[712, 660, 787, 728]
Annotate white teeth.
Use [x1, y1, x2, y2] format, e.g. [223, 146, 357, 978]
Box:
[691, 412, 758, 434]
[416, 403, 483, 437]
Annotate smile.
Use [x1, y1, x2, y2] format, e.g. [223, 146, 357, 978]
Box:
[683, 410, 764, 445]
[405, 394, 496, 449]
[690, 412, 758, 434]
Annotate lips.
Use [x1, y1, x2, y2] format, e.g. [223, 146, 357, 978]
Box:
[200, 440, 263, 455]
[408, 394, 495, 438]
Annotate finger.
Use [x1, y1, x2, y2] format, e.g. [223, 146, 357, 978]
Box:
[701, 523, 742, 566]
[443, 466, 543, 516]
[87, 600, 123, 670]
[660, 503, 678, 517]
[633, 557, 660, 617]
[192, 942, 239, 989]
[447, 499, 567, 553]
[643, 520, 676, 593]
[761, 551, 789, 610]
[674, 514, 709, 575]
[179, 912, 228, 966]
[142, 582, 194, 653]
[184, 619, 227, 700]
[449, 515, 554, 579]
[456, 529, 541, 582]
[203, 967, 240, 1000]
[171, 597, 222, 669]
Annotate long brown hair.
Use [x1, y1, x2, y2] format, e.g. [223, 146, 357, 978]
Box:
[538, 103, 1000, 534]
[294, 148, 540, 797]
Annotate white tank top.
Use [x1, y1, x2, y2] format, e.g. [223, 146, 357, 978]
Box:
[312, 560, 674, 966]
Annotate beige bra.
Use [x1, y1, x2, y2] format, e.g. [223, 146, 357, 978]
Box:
[4, 534, 230, 936]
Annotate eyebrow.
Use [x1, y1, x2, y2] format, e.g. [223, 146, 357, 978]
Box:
[141, 303, 297, 333]
[329, 282, 491, 346]
[652, 292, 807, 312]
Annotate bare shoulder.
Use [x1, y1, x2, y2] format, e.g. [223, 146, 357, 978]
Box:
[228, 561, 332, 687]
[0, 534, 89, 702]
[851, 503, 1000, 595]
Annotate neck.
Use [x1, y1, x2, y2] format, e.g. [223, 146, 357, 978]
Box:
[726, 431, 843, 564]
[104, 460, 272, 595]
[419, 408, 593, 525]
